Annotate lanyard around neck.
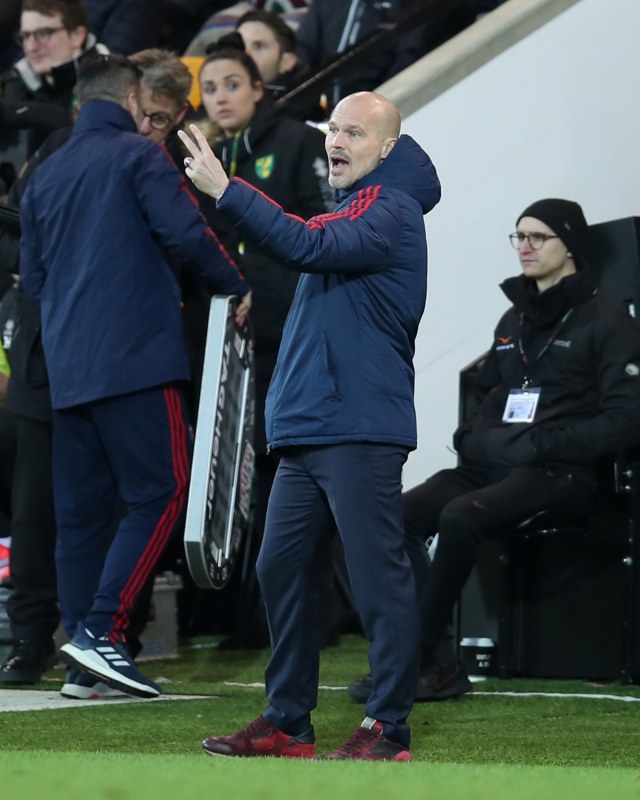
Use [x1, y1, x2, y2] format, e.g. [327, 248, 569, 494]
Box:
[518, 307, 574, 368]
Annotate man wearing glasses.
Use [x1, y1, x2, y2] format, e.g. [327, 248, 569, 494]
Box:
[0, 0, 107, 175]
[347, 198, 640, 702]
[129, 48, 191, 148]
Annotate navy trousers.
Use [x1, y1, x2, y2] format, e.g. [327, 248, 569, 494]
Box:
[52, 384, 191, 640]
[258, 443, 419, 747]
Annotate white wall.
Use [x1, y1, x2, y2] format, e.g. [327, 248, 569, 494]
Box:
[402, 0, 640, 489]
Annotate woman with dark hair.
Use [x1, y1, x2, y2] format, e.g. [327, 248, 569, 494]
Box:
[195, 37, 333, 647]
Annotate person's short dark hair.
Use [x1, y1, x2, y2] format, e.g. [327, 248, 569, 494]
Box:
[76, 53, 142, 107]
[236, 9, 297, 55]
[202, 35, 263, 88]
[21, 0, 89, 32]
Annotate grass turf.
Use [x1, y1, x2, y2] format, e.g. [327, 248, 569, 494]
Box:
[1, 634, 639, 798]
[2, 752, 640, 800]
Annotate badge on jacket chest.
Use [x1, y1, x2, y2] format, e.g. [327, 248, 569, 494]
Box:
[502, 388, 540, 423]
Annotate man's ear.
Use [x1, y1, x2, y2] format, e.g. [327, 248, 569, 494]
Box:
[174, 103, 189, 127]
[124, 90, 140, 121]
[278, 51, 298, 76]
[381, 137, 398, 160]
[69, 26, 88, 56]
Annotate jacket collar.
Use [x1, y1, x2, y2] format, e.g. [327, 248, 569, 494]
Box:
[500, 270, 597, 325]
[73, 99, 138, 135]
[13, 34, 107, 93]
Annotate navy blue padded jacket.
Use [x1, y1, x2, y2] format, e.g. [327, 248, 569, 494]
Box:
[19, 100, 248, 410]
[216, 134, 441, 450]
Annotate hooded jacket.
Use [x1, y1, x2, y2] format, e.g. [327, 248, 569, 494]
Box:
[456, 271, 640, 469]
[216, 133, 441, 450]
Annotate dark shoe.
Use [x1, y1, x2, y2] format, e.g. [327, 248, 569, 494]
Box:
[320, 717, 411, 762]
[60, 667, 130, 700]
[0, 639, 58, 684]
[346, 673, 374, 703]
[60, 627, 160, 699]
[202, 715, 316, 758]
[347, 659, 473, 704]
[415, 659, 473, 702]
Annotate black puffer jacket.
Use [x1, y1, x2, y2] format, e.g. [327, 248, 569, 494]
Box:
[455, 271, 640, 469]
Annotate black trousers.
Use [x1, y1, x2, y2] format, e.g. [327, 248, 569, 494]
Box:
[0, 407, 16, 536]
[7, 414, 59, 643]
[403, 463, 598, 661]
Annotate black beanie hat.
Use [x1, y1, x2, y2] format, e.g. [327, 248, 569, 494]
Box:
[517, 198, 590, 269]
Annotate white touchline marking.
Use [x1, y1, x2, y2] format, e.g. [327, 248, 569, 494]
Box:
[223, 682, 640, 702]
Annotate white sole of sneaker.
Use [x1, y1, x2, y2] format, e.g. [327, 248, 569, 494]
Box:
[60, 680, 130, 700]
[59, 643, 160, 699]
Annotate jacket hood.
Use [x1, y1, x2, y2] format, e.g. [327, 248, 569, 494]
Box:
[500, 271, 597, 326]
[334, 134, 441, 214]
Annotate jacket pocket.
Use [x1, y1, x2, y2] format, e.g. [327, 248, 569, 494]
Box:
[318, 331, 340, 401]
[9, 325, 49, 388]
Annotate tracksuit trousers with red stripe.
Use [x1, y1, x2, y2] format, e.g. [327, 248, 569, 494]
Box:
[52, 384, 191, 642]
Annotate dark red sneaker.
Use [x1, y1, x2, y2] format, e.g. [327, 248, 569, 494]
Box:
[321, 717, 411, 762]
[202, 715, 316, 758]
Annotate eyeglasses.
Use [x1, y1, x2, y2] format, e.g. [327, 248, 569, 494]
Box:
[140, 110, 176, 130]
[509, 232, 560, 250]
[15, 27, 66, 47]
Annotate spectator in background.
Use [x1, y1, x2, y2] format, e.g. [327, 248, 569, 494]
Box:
[83, 0, 162, 55]
[296, 0, 475, 103]
[235, 9, 310, 100]
[18, 53, 250, 699]
[0, 0, 108, 179]
[182, 0, 309, 58]
[349, 199, 640, 703]
[234, 8, 327, 120]
[193, 40, 333, 648]
[130, 48, 191, 148]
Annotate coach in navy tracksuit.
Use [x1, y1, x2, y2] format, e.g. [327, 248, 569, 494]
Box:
[180, 91, 440, 760]
[19, 54, 250, 699]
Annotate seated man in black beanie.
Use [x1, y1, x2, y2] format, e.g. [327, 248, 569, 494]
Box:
[348, 198, 640, 702]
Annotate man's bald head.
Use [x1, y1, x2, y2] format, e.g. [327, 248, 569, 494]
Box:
[326, 91, 402, 189]
[342, 91, 401, 136]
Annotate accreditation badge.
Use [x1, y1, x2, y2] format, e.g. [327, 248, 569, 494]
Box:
[502, 388, 541, 423]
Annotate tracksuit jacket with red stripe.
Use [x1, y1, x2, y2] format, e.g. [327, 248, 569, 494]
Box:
[19, 100, 249, 410]
[216, 134, 441, 450]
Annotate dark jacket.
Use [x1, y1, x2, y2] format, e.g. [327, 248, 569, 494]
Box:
[2, 285, 51, 422]
[296, 0, 474, 98]
[19, 100, 249, 410]
[216, 133, 441, 450]
[455, 271, 640, 469]
[197, 101, 333, 450]
[0, 35, 108, 169]
[84, 0, 161, 55]
[0, 130, 72, 421]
